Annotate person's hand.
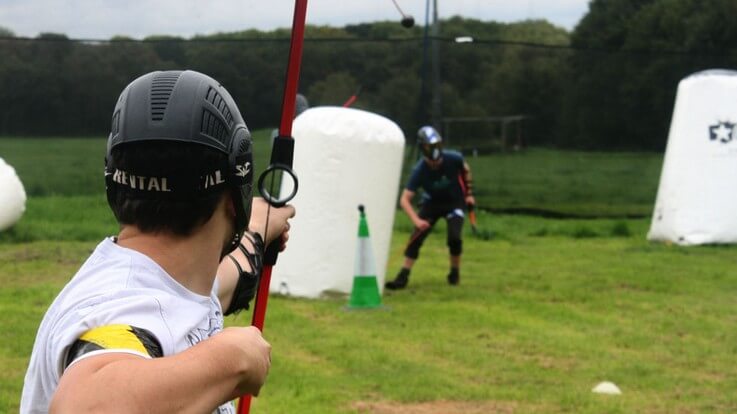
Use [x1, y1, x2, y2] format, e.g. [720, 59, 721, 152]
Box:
[249, 197, 296, 246]
[214, 326, 272, 397]
[414, 218, 431, 231]
[465, 195, 476, 207]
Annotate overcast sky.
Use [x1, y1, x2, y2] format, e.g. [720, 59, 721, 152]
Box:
[0, 0, 591, 40]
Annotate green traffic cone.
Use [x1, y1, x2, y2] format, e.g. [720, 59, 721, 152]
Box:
[348, 205, 382, 309]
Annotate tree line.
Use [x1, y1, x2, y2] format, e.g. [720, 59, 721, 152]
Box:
[0, 0, 735, 151]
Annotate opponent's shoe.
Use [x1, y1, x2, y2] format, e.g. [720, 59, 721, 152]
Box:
[385, 268, 410, 290]
[447, 269, 460, 286]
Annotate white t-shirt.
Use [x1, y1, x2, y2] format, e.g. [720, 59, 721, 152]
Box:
[21, 237, 235, 414]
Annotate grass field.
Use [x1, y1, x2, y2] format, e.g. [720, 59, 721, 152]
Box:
[2, 136, 736, 413]
[466, 148, 662, 217]
[0, 135, 663, 217]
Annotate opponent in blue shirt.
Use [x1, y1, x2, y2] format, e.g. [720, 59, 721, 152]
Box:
[386, 126, 476, 290]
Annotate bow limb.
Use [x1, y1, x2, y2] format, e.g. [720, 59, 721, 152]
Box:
[252, 0, 307, 330]
[237, 1, 307, 413]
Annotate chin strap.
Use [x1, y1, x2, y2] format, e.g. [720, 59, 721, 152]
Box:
[237, 1, 308, 413]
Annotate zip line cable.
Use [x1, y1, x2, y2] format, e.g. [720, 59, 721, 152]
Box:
[1, 34, 736, 57]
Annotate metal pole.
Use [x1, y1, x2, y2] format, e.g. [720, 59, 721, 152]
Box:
[430, 0, 441, 132]
[416, 0, 431, 134]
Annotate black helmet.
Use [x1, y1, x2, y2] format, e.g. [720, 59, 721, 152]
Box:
[105, 70, 253, 252]
[417, 126, 443, 160]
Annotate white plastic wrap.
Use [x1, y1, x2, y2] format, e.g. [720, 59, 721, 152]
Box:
[0, 157, 27, 231]
[270, 107, 405, 298]
[648, 70, 737, 245]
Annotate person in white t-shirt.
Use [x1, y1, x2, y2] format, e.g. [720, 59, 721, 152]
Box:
[21, 70, 295, 414]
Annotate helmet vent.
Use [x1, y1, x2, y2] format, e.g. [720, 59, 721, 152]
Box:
[202, 109, 228, 145]
[150, 72, 181, 121]
[205, 87, 234, 128]
[111, 110, 121, 136]
[238, 139, 249, 154]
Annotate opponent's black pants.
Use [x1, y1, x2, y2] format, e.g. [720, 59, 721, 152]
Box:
[404, 203, 464, 259]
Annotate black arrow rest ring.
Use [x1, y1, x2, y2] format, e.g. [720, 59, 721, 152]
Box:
[257, 163, 298, 207]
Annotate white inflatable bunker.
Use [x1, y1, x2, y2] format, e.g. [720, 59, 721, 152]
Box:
[0, 157, 27, 231]
[270, 107, 405, 298]
[648, 70, 737, 245]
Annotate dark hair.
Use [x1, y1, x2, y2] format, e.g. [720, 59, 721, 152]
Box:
[108, 141, 228, 236]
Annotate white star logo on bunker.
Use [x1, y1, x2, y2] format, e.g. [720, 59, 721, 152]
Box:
[709, 121, 735, 143]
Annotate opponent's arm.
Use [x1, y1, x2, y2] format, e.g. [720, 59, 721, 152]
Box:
[50, 326, 270, 414]
[399, 189, 430, 230]
[462, 161, 475, 206]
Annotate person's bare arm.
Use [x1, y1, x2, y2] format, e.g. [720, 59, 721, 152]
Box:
[246, 197, 295, 247]
[50, 326, 270, 414]
[462, 162, 476, 206]
[399, 189, 430, 230]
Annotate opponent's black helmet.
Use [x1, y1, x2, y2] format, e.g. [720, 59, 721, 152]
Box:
[105, 70, 253, 252]
[417, 126, 443, 160]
